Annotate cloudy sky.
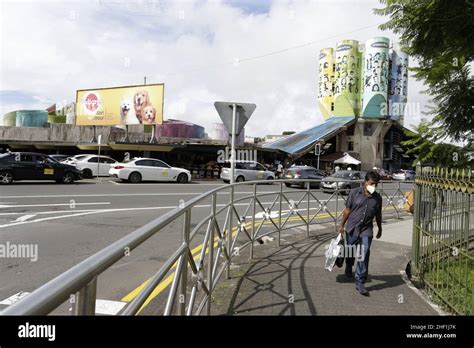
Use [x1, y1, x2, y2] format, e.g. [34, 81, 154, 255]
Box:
[0, 0, 429, 136]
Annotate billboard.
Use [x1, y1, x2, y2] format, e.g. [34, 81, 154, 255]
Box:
[317, 48, 335, 120]
[361, 37, 390, 118]
[333, 39, 361, 117]
[75, 84, 164, 125]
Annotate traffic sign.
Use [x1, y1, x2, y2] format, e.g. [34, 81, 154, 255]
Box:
[214, 102, 256, 136]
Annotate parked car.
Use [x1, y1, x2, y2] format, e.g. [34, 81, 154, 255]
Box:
[392, 169, 416, 181]
[61, 154, 90, 165]
[284, 166, 326, 188]
[72, 155, 118, 178]
[220, 161, 275, 183]
[109, 158, 191, 183]
[0, 152, 82, 184]
[49, 154, 69, 162]
[321, 170, 366, 194]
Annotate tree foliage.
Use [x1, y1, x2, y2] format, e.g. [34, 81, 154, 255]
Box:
[374, 0, 474, 142]
[402, 119, 472, 168]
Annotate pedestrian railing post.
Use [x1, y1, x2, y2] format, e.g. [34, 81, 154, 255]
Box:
[74, 276, 97, 315]
[278, 182, 282, 247]
[178, 209, 191, 315]
[227, 185, 234, 279]
[207, 193, 216, 315]
[250, 184, 256, 260]
[306, 181, 310, 238]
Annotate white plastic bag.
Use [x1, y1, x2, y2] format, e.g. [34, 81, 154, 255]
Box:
[325, 233, 343, 272]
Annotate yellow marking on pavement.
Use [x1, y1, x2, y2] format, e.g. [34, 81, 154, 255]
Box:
[120, 211, 336, 310]
[121, 206, 398, 313]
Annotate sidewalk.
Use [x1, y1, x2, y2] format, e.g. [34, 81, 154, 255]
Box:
[211, 217, 439, 315]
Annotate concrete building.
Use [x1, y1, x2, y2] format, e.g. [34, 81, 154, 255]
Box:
[266, 36, 412, 172]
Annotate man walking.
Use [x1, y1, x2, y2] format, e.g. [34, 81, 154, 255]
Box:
[338, 171, 382, 296]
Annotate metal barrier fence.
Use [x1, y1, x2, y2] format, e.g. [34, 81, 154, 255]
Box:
[2, 179, 413, 316]
[412, 166, 474, 315]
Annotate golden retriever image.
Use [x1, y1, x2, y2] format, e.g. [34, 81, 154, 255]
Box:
[142, 103, 157, 124]
[133, 90, 150, 123]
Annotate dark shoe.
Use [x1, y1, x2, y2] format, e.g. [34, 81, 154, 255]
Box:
[356, 282, 369, 296]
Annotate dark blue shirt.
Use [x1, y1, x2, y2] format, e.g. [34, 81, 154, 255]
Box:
[345, 186, 382, 238]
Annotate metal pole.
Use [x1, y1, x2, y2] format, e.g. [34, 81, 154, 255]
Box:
[227, 185, 234, 279]
[306, 182, 310, 237]
[178, 210, 190, 315]
[97, 135, 101, 179]
[250, 183, 256, 260]
[74, 277, 97, 315]
[278, 182, 282, 247]
[207, 194, 216, 315]
[230, 104, 237, 184]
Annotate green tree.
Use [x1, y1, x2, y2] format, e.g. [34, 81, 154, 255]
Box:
[374, 0, 474, 142]
[403, 119, 471, 168]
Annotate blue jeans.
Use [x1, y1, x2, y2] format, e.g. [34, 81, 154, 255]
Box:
[345, 233, 373, 284]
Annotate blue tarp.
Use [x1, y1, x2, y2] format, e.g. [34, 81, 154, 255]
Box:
[263, 116, 355, 155]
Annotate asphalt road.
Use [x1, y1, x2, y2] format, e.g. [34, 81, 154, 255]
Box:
[0, 178, 414, 315]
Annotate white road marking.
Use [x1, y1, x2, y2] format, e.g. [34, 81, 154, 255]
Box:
[0, 193, 253, 199]
[0, 291, 30, 305]
[0, 201, 332, 229]
[95, 299, 127, 315]
[13, 214, 37, 222]
[0, 291, 126, 315]
[0, 202, 110, 208]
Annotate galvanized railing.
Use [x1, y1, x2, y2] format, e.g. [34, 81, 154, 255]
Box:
[2, 179, 413, 316]
[412, 166, 474, 315]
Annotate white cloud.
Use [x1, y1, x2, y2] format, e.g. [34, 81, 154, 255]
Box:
[1, 0, 430, 135]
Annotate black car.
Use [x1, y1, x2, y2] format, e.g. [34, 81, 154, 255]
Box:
[0, 152, 82, 184]
[321, 170, 366, 194]
[284, 166, 326, 188]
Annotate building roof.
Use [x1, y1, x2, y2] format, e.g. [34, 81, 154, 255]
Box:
[262, 116, 355, 156]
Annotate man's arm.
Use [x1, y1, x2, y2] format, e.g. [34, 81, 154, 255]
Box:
[338, 207, 350, 235]
[375, 199, 382, 239]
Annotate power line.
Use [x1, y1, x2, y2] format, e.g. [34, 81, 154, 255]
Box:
[162, 22, 385, 77]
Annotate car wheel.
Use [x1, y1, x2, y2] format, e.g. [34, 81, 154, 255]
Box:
[236, 176, 245, 183]
[82, 169, 93, 179]
[285, 183, 292, 188]
[266, 177, 274, 185]
[59, 171, 75, 184]
[223, 180, 229, 184]
[0, 170, 14, 184]
[128, 172, 142, 183]
[177, 173, 188, 184]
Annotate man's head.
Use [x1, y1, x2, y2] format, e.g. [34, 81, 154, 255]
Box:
[365, 170, 381, 186]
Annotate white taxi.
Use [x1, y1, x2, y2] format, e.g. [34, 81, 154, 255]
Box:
[109, 158, 191, 183]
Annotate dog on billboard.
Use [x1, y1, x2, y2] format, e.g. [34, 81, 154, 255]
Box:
[142, 103, 157, 124]
[120, 99, 138, 125]
[133, 90, 150, 124]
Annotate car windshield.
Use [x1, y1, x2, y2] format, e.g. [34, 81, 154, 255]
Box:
[333, 171, 353, 178]
[70, 155, 87, 161]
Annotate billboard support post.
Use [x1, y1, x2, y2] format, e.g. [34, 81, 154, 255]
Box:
[90, 126, 97, 143]
[124, 125, 129, 142]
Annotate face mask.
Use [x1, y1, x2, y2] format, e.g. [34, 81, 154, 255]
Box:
[367, 184, 376, 194]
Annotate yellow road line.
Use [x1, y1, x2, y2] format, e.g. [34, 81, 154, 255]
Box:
[120, 211, 337, 310]
[121, 206, 399, 313]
